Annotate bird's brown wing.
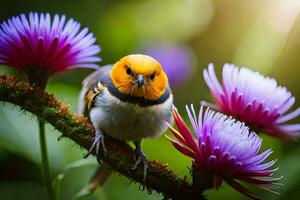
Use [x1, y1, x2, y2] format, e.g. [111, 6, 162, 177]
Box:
[77, 65, 113, 116]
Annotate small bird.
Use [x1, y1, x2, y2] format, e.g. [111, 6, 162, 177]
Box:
[77, 54, 173, 185]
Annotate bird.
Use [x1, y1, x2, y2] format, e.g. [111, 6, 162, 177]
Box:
[77, 54, 173, 186]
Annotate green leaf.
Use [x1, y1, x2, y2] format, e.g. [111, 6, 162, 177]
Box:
[52, 159, 108, 200]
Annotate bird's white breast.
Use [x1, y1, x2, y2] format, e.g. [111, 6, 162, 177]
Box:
[89, 88, 173, 141]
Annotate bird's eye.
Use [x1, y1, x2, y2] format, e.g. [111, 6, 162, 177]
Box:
[126, 67, 132, 75]
[150, 73, 155, 80]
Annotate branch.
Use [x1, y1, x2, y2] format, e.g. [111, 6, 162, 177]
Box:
[0, 75, 205, 200]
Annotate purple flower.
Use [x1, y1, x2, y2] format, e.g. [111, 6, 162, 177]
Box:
[166, 105, 280, 199]
[0, 12, 101, 87]
[203, 64, 300, 140]
[145, 45, 192, 85]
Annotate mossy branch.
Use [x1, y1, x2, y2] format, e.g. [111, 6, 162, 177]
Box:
[0, 75, 205, 200]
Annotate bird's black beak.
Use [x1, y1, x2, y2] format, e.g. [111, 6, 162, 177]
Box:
[135, 74, 144, 88]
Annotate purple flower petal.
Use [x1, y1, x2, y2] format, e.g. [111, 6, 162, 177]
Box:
[167, 106, 280, 199]
[0, 12, 101, 78]
[203, 64, 300, 140]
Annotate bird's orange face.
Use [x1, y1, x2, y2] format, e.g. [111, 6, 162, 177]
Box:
[110, 54, 168, 100]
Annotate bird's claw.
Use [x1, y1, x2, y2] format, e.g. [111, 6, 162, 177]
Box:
[132, 147, 148, 184]
[84, 130, 107, 158]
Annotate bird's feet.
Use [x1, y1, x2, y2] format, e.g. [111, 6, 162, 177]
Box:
[84, 129, 107, 158]
[132, 142, 148, 184]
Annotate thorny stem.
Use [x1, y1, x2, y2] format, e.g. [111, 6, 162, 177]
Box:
[0, 75, 206, 200]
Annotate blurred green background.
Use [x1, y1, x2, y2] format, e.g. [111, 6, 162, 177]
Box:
[1, 0, 300, 199]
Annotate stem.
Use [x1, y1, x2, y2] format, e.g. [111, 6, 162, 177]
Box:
[192, 167, 214, 192]
[39, 120, 55, 200]
[27, 69, 53, 199]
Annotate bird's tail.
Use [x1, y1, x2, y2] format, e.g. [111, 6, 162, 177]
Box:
[76, 166, 113, 197]
[88, 166, 113, 189]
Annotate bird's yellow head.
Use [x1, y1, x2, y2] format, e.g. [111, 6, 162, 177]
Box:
[110, 54, 168, 100]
